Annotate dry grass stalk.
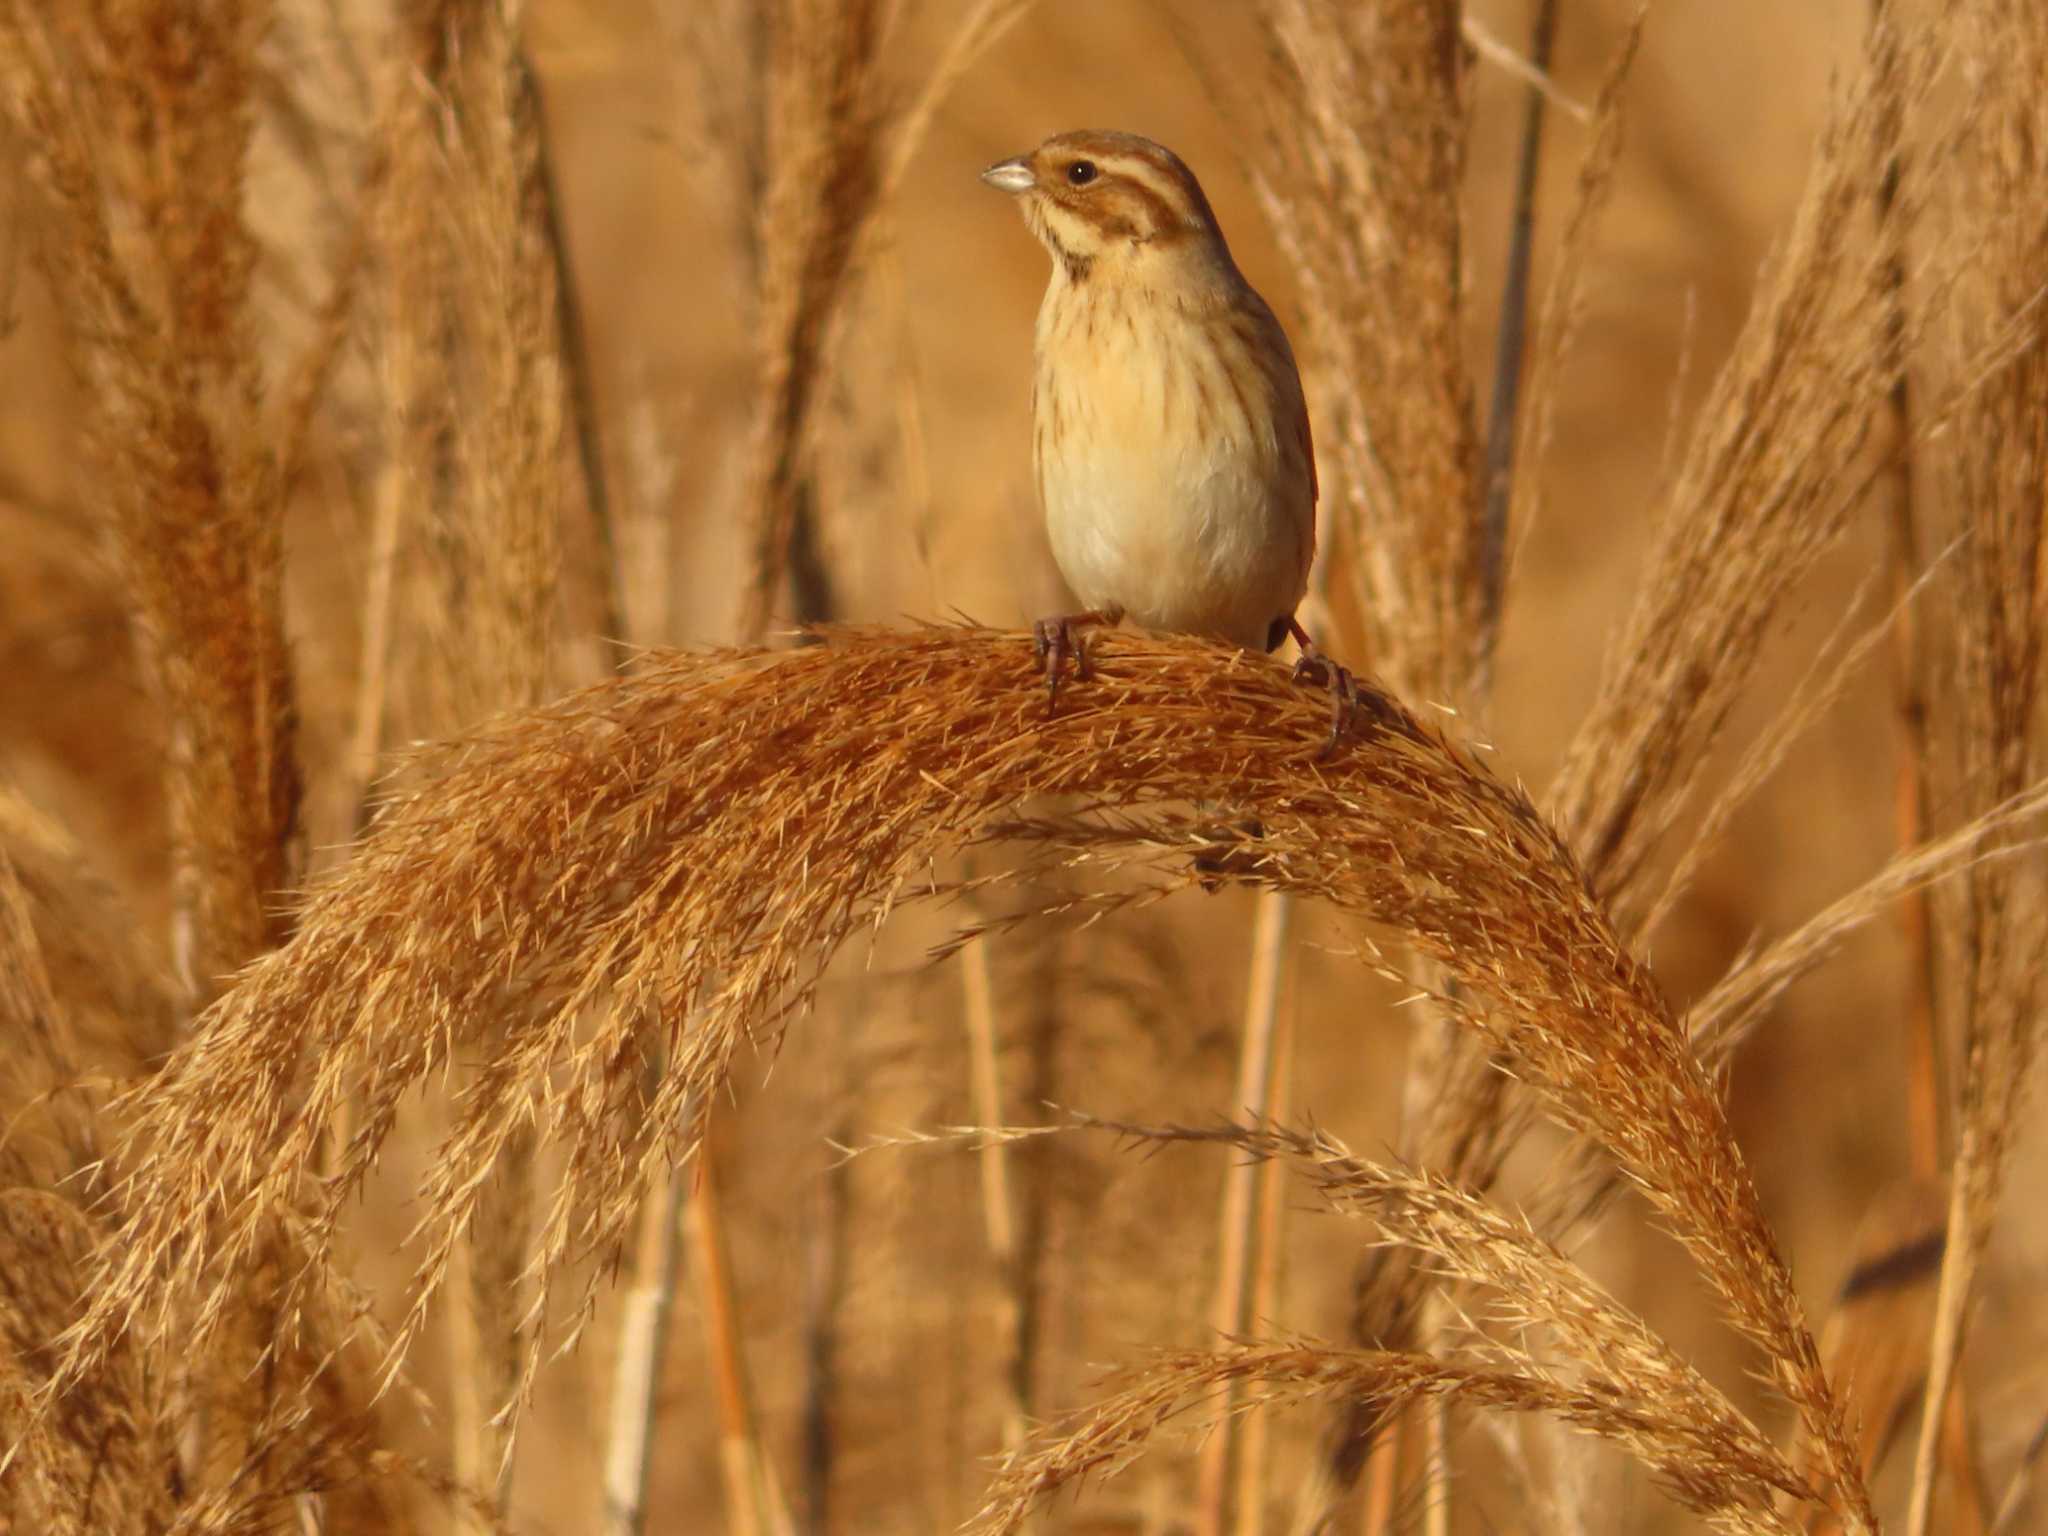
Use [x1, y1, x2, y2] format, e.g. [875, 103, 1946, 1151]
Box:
[1196, 890, 1294, 1536]
[1248, 0, 1481, 704]
[961, 934, 1029, 1462]
[1234, 999, 1295, 1536]
[526, 56, 626, 658]
[692, 1154, 797, 1536]
[800, 1013, 852, 1536]
[1639, 564, 1933, 941]
[1904, 3, 2048, 1529]
[0, 792, 178, 1078]
[1990, 1413, 2048, 1534]
[1864, 0, 1946, 1183]
[601, 1154, 684, 1536]
[44, 625, 1873, 1528]
[1506, 3, 1648, 564]
[1475, 0, 1560, 678]
[1682, 780, 2048, 1073]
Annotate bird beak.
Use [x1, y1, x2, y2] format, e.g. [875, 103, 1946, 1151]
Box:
[980, 156, 1036, 195]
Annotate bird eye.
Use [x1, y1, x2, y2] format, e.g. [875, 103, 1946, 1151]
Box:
[1066, 160, 1098, 187]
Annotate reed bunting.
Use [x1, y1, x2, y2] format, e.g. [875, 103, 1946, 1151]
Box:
[982, 129, 1357, 748]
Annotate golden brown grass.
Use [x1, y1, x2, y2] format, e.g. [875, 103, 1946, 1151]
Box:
[3, 2, 2048, 1532]
[45, 622, 2008, 1529]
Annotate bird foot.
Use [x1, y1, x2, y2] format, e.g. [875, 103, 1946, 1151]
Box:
[1287, 624, 1363, 758]
[1031, 609, 1118, 713]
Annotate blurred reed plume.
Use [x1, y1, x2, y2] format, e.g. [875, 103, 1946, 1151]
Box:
[2, 1, 2047, 1533]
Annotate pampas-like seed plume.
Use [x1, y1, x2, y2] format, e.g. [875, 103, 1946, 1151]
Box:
[0, 0, 305, 999]
[966, 1344, 1805, 1536]
[1550, 16, 1933, 927]
[953, 1110, 1816, 1530]
[46, 625, 1873, 1527]
[1249, 0, 1482, 705]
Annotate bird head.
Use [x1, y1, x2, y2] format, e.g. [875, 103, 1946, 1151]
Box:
[981, 130, 1232, 284]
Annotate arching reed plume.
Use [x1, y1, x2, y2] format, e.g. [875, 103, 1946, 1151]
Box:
[936, 1114, 1818, 1536]
[44, 624, 1889, 1528]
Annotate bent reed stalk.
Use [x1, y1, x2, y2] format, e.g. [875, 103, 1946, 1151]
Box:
[45, 624, 1879, 1528]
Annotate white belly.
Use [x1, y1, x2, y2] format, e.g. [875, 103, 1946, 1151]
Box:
[1033, 289, 1312, 653]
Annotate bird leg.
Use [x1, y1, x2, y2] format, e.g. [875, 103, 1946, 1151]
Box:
[1032, 607, 1122, 712]
[1286, 617, 1362, 757]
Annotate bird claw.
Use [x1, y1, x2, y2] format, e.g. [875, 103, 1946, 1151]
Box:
[1292, 642, 1363, 758]
[1032, 611, 1111, 713]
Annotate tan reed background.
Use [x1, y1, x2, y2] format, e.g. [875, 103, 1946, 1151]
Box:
[0, 1, 2044, 1533]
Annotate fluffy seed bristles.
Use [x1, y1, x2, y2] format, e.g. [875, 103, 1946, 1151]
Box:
[1549, 16, 1936, 927]
[957, 1111, 1812, 1516]
[42, 624, 1871, 1523]
[965, 1343, 1806, 1536]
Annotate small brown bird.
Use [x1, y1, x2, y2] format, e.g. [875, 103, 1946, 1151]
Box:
[982, 128, 1354, 741]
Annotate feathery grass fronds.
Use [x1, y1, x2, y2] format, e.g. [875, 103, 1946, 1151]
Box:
[967, 1343, 1805, 1536]
[728, 0, 1038, 643]
[734, 0, 893, 644]
[375, 0, 571, 1507]
[1294, 19, 1650, 1521]
[1506, 3, 1647, 574]
[1249, 0, 1481, 703]
[0, 0, 303, 998]
[0, 792, 177, 1080]
[1905, 2, 2048, 1528]
[1549, 14, 1933, 927]
[1639, 563, 1932, 941]
[1056, 1112, 1809, 1509]
[49, 625, 1872, 1525]
[0, 1189, 175, 1536]
[0, 851, 173, 1533]
[1683, 779, 2048, 1071]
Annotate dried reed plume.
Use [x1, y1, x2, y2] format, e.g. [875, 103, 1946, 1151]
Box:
[0, 0, 304, 999]
[709, 0, 1034, 643]
[1550, 15, 1931, 928]
[40, 625, 1874, 1528]
[0, 3, 402, 1524]
[1904, 0, 2048, 1527]
[1248, 0, 1482, 704]
[915, 1109, 1834, 1535]
[969, 1344, 1803, 1536]
[375, 0, 572, 1510]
